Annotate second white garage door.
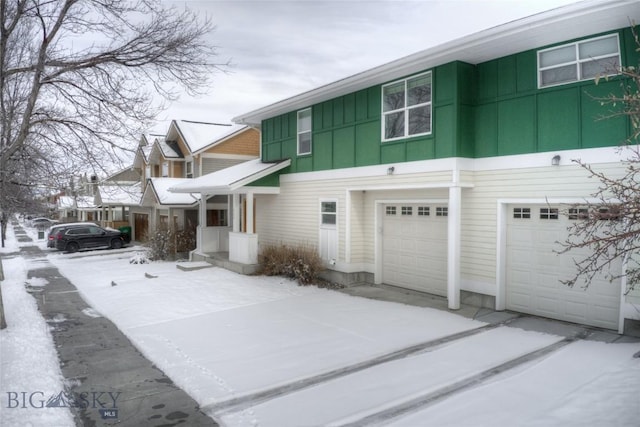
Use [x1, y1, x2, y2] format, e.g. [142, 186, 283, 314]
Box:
[507, 204, 621, 330]
[382, 203, 448, 296]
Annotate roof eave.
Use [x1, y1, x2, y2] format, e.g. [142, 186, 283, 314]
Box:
[232, 0, 638, 125]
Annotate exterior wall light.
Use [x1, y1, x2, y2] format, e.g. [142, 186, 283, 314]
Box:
[387, 166, 395, 175]
[551, 155, 561, 166]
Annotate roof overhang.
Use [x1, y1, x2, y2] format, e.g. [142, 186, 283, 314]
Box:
[232, 0, 639, 126]
[169, 158, 291, 194]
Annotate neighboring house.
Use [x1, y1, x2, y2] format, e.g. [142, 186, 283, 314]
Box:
[57, 195, 98, 222]
[172, 0, 640, 333]
[131, 122, 260, 241]
[95, 182, 142, 229]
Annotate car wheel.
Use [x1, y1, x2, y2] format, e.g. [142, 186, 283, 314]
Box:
[111, 238, 123, 249]
[66, 242, 79, 253]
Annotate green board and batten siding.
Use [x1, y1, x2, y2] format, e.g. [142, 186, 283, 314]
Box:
[260, 27, 637, 175]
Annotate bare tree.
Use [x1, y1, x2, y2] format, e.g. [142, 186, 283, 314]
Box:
[558, 29, 640, 293]
[0, 0, 225, 246]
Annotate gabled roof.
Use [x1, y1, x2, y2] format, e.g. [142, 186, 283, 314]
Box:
[233, 0, 639, 125]
[168, 158, 291, 194]
[144, 178, 200, 205]
[156, 136, 183, 159]
[166, 120, 247, 154]
[133, 143, 153, 168]
[96, 182, 142, 206]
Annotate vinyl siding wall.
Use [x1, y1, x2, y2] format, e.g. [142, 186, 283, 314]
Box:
[460, 162, 627, 289]
[201, 158, 248, 176]
[256, 170, 452, 267]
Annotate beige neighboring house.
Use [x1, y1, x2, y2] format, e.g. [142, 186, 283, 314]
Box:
[129, 121, 260, 242]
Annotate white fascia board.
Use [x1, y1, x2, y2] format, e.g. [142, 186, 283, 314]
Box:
[228, 159, 291, 190]
[233, 0, 638, 125]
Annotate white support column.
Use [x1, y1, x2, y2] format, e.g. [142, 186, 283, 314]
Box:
[197, 193, 208, 254]
[447, 171, 462, 310]
[246, 191, 254, 234]
[232, 193, 240, 233]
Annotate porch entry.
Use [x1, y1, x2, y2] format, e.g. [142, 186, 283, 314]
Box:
[133, 213, 148, 241]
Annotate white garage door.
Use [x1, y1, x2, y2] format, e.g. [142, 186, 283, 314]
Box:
[383, 204, 448, 296]
[507, 205, 621, 330]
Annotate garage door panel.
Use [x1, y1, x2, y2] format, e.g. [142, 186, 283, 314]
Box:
[507, 204, 621, 330]
[383, 203, 447, 296]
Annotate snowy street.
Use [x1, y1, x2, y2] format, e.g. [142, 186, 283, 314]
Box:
[1, 222, 639, 426]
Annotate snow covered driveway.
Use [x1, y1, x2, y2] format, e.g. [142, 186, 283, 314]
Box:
[45, 251, 640, 427]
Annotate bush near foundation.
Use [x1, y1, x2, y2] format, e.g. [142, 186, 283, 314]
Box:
[259, 244, 324, 285]
[146, 227, 196, 261]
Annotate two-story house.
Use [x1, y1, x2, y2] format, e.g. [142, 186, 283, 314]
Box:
[171, 0, 640, 333]
[131, 120, 260, 242]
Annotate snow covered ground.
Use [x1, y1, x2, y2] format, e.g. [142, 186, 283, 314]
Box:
[1, 221, 640, 426]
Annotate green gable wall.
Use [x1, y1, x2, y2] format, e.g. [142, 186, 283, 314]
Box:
[261, 27, 637, 173]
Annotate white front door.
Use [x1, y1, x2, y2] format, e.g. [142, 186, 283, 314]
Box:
[382, 203, 448, 296]
[319, 200, 337, 262]
[506, 204, 621, 330]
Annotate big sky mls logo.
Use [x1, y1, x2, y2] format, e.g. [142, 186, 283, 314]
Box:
[6, 391, 121, 420]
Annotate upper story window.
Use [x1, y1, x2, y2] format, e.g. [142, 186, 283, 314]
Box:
[297, 108, 312, 155]
[185, 160, 193, 178]
[162, 161, 169, 177]
[538, 34, 620, 88]
[382, 72, 432, 141]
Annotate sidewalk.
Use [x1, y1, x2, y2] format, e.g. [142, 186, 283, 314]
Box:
[15, 226, 216, 426]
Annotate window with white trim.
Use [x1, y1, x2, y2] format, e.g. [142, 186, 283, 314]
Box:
[297, 108, 312, 155]
[321, 201, 336, 226]
[540, 208, 559, 219]
[418, 206, 430, 216]
[401, 206, 413, 216]
[186, 160, 193, 178]
[538, 34, 620, 88]
[162, 161, 169, 177]
[513, 207, 531, 219]
[386, 206, 396, 216]
[436, 207, 448, 217]
[568, 207, 588, 220]
[382, 72, 432, 141]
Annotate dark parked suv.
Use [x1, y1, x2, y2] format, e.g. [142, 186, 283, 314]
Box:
[54, 224, 126, 253]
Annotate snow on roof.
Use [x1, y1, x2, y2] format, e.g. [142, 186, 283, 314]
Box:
[156, 136, 183, 159]
[97, 182, 142, 206]
[57, 195, 96, 210]
[169, 158, 291, 194]
[147, 178, 200, 205]
[76, 196, 96, 209]
[172, 120, 247, 154]
[57, 196, 74, 209]
[233, 0, 640, 125]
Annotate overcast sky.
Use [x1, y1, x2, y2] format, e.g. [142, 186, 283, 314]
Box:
[153, 0, 583, 133]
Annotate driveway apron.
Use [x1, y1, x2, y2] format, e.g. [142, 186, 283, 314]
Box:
[17, 237, 216, 427]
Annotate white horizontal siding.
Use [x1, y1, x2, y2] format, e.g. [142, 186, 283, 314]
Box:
[460, 162, 626, 285]
[201, 158, 247, 176]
